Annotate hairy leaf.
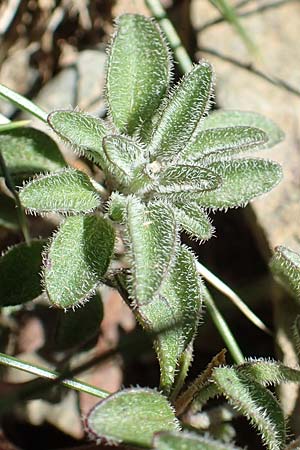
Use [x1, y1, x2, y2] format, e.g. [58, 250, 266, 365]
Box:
[103, 135, 145, 187]
[106, 14, 171, 136]
[55, 292, 103, 351]
[173, 202, 214, 241]
[0, 240, 45, 306]
[123, 196, 177, 305]
[44, 215, 115, 308]
[196, 159, 282, 210]
[238, 358, 300, 386]
[48, 110, 109, 167]
[0, 194, 18, 230]
[153, 165, 221, 197]
[20, 169, 101, 215]
[138, 246, 203, 394]
[148, 62, 213, 162]
[0, 127, 65, 177]
[270, 246, 300, 300]
[213, 367, 286, 450]
[182, 126, 268, 162]
[153, 431, 243, 450]
[86, 388, 179, 447]
[202, 110, 284, 149]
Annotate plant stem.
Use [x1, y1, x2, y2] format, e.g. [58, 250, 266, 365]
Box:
[0, 352, 109, 413]
[196, 260, 272, 335]
[0, 83, 48, 123]
[0, 151, 30, 245]
[145, 0, 193, 74]
[203, 286, 245, 364]
[0, 120, 30, 132]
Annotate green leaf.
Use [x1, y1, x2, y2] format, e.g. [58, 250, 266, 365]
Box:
[48, 110, 109, 167]
[202, 110, 284, 149]
[153, 430, 243, 450]
[238, 358, 300, 387]
[0, 127, 65, 177]
[138, 246, 203, 394]
[148, 62, 213, 162]
[123, 196, 177, 305]
[212, 367, 286, 450]
[0, 240, 45, 306]
[270, 246, 300, 300]
[44, 215, 115, 309]
[55, 292, 103, 351]
[0, 194, 18, 230]
[182, 126, 268, 162]
[153, 165, 221, 197]
[173, 202, 214, 241]
[102, 135, 145, 187]
[19, 169, 101, 215]
[196, 159, 282, 210]
[86, 388, 179, 447]
[106, 14, 171, 136]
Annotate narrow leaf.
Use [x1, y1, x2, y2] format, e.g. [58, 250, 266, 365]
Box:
[270, 246, 300, 300]
[48, 110, 109, 167]
[0, 240, 45, 306]
[44, 215, 115, 308]
[20, 169, 101, 215]
[86, 388, 179, 447]
[202, 110, 284, 149]
[55, 293, 103, 351]
[173, 202, 214, 241]
[196, 158, 282, 210]
[0, 127, 65, 177]
[238, 358, 300, 386]
[138, 246, 203, 394]
[153, 165, 221, 197]
[0, 194, 18, 230]
[123, 196, 177, 305]
[213, 367, 286, 450]
[153, 430, 243, 450]
[106, 14, 171, 136]
[148, 61, 213, 162]
[182, 126, 268, 162]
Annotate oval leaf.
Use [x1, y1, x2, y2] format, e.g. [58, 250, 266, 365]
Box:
[55, 292, 103, 351]
[212, 367, 286, 450]
[138, 246, 203, 394]
[0, 127, 65, 177]
[148, 61, 213, 162]
[87, 388, 179, 447]
[44, 215, 115, 308]
[202, 110, 284, 149]
[196, 158, 282, 210]
[270, 246, 300, 301]
[20, 169, 101, 215]
[0, 240, 45, 306]
[123, 196, 177, 305]
[173, 202, 214, 241]
[106, 14, 171, 136]
[182, 126, 268, 162]
[48, 110, 109, 167]
[153, 431, 243, 450]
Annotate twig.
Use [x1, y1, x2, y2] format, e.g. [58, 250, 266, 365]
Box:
[203, 286, 245, 364]
[145, 0, 193, 74]
[198, 46, 300, 98]
[196, 260, 272, 335]
[198, 0, 295, 32]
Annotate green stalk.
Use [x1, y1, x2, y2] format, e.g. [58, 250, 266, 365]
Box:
[0, 151, 30, 245]
[0, 84, 48, 123]
[0, 352, 109, 414]
[145, 0, 193, 74]
[204, 287, 245, 364]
